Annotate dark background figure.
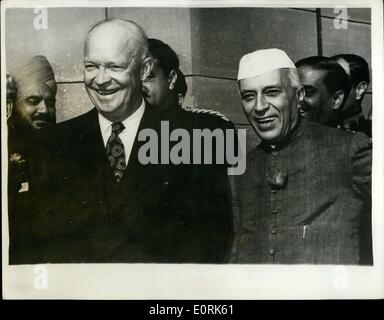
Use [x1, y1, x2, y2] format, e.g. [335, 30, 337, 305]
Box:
[296, 56, 351, 127]
[174, 69, 187, 107]
[236, 48, 372, 265]
[142, 37, 237, 260]
[6, 72, 16, 121]
[331, 54, 372, 137]
[24, 20, 233, 264]
[7, 55, 57, 264]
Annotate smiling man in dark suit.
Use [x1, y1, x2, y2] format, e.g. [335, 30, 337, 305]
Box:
[23, 19, 233, 264]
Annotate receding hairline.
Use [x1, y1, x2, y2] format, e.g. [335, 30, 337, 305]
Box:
[87, 19, 146, 39]
[84, 19, 149, 59]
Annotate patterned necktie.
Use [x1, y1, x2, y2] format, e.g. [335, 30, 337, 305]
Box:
[106, 122, 126, 182]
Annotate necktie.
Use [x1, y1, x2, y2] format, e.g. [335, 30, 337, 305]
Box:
[106, 122, 126, 182]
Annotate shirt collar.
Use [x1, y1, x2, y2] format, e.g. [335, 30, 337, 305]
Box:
[98, 99, 146, 136]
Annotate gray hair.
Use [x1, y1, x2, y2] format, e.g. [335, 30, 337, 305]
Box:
[286, 68, 301, 90]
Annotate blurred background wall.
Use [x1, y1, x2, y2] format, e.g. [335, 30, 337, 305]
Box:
[6, 7, 371, 140]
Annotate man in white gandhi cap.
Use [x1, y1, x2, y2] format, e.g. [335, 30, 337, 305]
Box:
[234, 48, 372, 265]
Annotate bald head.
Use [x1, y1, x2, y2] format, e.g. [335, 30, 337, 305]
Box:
[83, 19, 153, 122]
[84, 19, 149, 67]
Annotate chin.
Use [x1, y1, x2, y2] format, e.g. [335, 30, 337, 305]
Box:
[256, 129, 281, 143]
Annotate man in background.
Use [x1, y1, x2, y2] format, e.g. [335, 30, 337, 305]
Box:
[296, 56, 351, 127]
[236, 48, 372, 264]
[331, 54, 371, 137]
[7, 55, 57, 264]
[143, 37, 234, 138]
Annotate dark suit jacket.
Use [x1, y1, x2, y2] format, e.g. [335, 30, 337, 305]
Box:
[235, 120, 372, 265]
[8, 127, 56, 264]
[20, 103, 233, 264]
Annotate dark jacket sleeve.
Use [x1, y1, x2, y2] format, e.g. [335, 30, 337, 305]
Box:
[349, 132, 372, 199]
[349, 132, 372, 265]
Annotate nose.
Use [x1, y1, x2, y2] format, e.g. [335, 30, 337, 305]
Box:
[36, 100, 49, 114]
[254, 94, 269, 114]
[95, 67, 111, 87]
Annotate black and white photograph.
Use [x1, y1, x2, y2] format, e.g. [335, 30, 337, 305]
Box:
[1, 0, 383, 300]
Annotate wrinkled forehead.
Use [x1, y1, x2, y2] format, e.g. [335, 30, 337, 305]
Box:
[239, 69, 288, 91]
[84, 26, 140, 63]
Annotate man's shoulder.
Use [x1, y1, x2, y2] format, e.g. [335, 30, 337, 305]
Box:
[55, 108, 98, 144]
[304, 121, 371, 155]
[57, 108, 97, 129]
[305, 121, 354, 142]
[178, 105, 234, 130]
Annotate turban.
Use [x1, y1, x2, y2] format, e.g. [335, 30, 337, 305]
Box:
[13, 55, 56, 102]
[237, 48, 296, 81]
[6, 71, 17, 119]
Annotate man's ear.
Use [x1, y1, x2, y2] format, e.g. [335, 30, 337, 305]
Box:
[355, 81, 368, 101]
[141, 57, 153, 81]
[168, 69, 178, 90]
[177, 93, 184, 107]
[332, 90, 345, 110]
[296, 86, 305, 108]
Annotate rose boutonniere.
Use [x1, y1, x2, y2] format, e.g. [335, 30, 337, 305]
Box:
[267, 171, 288, 190]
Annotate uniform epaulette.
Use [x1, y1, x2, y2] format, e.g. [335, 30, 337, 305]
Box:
[182, 105, 230, 122]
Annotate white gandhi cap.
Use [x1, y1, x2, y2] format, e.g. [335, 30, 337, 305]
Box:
[237, 48, 296, 81]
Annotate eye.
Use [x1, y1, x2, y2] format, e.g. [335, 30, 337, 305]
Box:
[109, 65, 125, 72]
[241, 93, 255, 102]
[26, 97, 41, 105]
[265, 89, 281, 96]
[84, 64, 97, 71]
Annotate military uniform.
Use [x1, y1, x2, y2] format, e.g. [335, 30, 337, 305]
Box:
[340, 113, 372, 138]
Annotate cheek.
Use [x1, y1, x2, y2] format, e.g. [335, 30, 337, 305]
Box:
[242, 101, 254, 115]
[15, 102, 34, 117]
[84, 71, 95, 86]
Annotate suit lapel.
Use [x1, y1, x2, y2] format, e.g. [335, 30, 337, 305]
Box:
[73, 109, 109, 204]
[120, 102, 161, 186]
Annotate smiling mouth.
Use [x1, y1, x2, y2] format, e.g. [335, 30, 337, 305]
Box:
[94, 88, 119, 96]
[256, 116, 277, 125]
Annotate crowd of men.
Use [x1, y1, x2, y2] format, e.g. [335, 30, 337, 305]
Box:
[6, 19, 372, 265]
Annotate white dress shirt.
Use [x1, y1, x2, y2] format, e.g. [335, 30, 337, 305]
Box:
[98, 99, 146, 164]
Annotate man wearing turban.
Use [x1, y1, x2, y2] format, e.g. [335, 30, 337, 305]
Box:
[10, 55, 57, 131]
[235, 48, 372, 265]
[8, 55, 57, 264]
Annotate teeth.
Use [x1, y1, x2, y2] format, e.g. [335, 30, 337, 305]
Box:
[258, 117, 275, 123]
[96, 89, 118, 95]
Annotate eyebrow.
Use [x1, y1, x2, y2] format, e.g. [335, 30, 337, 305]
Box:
[26, 95, 42, 99]
[262, 85, 282, 91]
[239, 89, 255, 94]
